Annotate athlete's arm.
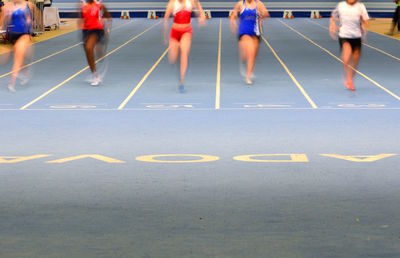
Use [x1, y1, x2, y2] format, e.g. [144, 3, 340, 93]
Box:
[101, 4, 112, 34]
[0, 3, 7, 29]
[193, 0, 206, 25]
[26, 1, 36, 31]
[329, 17, 338, 40]
[329, 5, 339, 40]
[28, 2, 37, 14]
[230, 1, 242, 33]
[164, 0, 174, 22]
[163, 0, 174, 44]
[230, 1, 242, 20]
[77, 2, 85, 29]
[258, 1, 269, 19]
[361, 19, 368, 33]
[101, 4, 111, 19]
[360, 4, 369, 39]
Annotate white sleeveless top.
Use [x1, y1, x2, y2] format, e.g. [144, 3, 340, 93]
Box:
[332, 1, 369, 38]
[173, 0, 192, 15]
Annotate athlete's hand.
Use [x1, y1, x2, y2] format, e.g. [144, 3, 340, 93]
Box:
[329, 24, 338, 40]
[163, 21, 169, 46]
[230, 19, 238, 34]
[361, 27, 367, 41]
[103, 18, 112, 35]
[198, 16, 206, 27]
[163, 35, 169, 46]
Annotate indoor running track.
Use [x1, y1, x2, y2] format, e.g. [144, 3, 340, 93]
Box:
[0, 19, 399, 257]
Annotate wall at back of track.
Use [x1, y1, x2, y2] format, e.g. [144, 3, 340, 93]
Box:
[54, 0, 396, 18]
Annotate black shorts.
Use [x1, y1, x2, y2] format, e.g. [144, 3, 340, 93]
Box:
[82, 29, 105, 43]
[238, 34, 261, 41]
[339, 37, 362, 51]
[8, 32, 30, 44]
[393, 6, 400, 23]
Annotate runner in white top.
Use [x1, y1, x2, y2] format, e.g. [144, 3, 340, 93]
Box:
[330, 0, 369, 91]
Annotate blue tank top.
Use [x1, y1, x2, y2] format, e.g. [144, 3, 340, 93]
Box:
[10, 3, 32, 34]
[239, 0, 260, 37]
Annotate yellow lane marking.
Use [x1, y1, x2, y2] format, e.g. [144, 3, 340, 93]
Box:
[0, 20, 135, 79]
[279, 20, 400, 101]
[20, 21, 161, 110]
[261, 35, 318, 109]
[0, 43, 81, 79]
[0, 27, 77, 55]
[308, 19, 400, 62]
[215, 19, 222, 110]
[118, 47, 169, 110]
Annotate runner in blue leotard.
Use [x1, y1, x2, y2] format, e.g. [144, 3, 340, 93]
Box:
[0, 0, 35, 92]
[230, 0, 269, 85]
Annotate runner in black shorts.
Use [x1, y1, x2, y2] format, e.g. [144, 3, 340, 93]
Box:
[330, 0, 369, 91]
[388, 0, 400, 35]
[82, 29, 105, 44]
[339, 38, 361, 52]
[79, 0, 111, 86]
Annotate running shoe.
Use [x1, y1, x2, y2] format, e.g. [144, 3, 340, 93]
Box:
[345, 81, 355, 91]
[91, 74, 102, 86]
[18, 71, 31, 86]
[179, 84, 185, 93]
[8, 84, 16, 93]
[239, 61, 246, 78]
[245, 77, 253, 86]
[98, 61, 109, 80]
[85, 74, 94, 84]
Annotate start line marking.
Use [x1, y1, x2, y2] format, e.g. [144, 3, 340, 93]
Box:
[242, 104, 293, 109]
[29, 102, 393, 110]
[336, 103, 387, 108]
[144, 104, 194, 109]
[48, 104, 107, 109]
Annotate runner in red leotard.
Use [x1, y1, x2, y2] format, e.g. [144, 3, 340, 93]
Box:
[163, 0, 206, 93]
[80, 0, 111, 86]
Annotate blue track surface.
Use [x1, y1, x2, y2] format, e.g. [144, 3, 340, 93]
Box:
[1, 19, 400, 257]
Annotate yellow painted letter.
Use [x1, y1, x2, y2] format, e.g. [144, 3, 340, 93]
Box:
[233, 154, 309, 163]
[136, 154, 219, 163]
[321, 154, 397, 162]
[47, 154, 125, 164]
[0, 155, 51, 164]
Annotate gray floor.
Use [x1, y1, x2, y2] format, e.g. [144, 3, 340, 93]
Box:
[1, 19, 400, 257]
